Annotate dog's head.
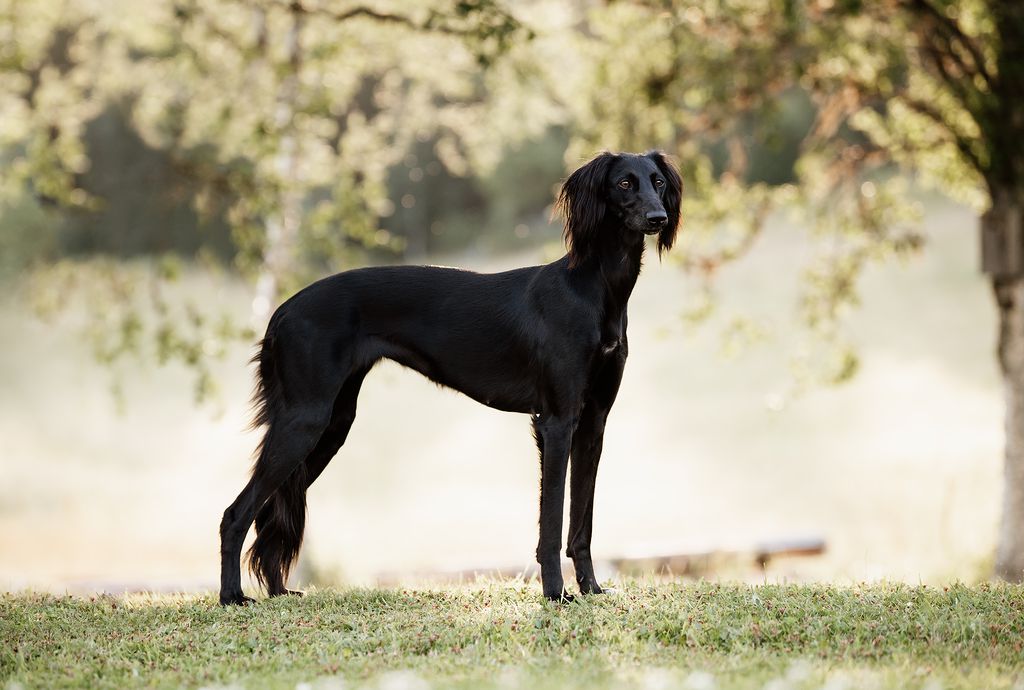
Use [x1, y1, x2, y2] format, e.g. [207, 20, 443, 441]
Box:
[557, 151, 682, 267]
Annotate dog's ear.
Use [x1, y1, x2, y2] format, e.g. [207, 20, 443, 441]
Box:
[647, 150, 682, 256]
[557, 152, 617, 267]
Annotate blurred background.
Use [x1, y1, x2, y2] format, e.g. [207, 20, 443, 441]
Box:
[1, 0, 1017, 592]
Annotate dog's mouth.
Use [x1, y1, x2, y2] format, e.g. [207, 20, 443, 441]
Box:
[626, 219, 663, 236]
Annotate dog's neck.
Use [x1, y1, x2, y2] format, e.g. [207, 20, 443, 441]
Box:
[572, 221, 645, 318]
[599, 236, 644, 310]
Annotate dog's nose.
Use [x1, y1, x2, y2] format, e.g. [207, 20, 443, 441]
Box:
[645, 210, 668, 226]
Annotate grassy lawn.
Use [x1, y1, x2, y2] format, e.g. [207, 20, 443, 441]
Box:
[2, 581, 1023, 690]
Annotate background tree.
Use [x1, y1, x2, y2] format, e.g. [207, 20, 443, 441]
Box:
[4, 0, 1021, 579]
[563, 0, 1022, 579]
[0, 0, 545, 400]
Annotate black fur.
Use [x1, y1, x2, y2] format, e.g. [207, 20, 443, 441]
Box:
[218, 151, 682, 604]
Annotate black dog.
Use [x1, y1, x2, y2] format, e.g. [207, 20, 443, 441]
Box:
[219, 151, 682, 604]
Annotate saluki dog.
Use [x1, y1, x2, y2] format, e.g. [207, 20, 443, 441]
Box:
[219, 150, 682, 604]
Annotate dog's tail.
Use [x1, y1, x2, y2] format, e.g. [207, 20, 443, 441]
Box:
[245, 329, 307, 596]
[247, 459, 307, 596]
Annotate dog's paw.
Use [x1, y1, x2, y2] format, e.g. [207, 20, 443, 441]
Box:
[286, 589, 305, 597]
[544, 591, 576, 604]
[219, 592, 256, 606]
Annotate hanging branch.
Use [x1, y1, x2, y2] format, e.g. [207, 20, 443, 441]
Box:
[900, 96, 988, 175]
[838, 67, 988, 178]
[248, 0, 524, 44]
[902, 0, 994, 89]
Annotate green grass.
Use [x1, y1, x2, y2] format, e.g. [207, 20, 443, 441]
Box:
[3, 581, 1023, 690]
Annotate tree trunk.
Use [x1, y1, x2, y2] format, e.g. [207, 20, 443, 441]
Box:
[987, 188, 1024, 581]
[252, 8, 303, 323]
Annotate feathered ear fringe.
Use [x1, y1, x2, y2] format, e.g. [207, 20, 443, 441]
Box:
[556, 152, 617, 268]
[646, 150, 683, 257]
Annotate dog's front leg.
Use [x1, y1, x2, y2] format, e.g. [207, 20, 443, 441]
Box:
[567, 405, 609, 595]
[534, 415, 575, 601]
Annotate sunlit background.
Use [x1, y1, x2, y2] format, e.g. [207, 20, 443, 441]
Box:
[0, 0, 1010, 593]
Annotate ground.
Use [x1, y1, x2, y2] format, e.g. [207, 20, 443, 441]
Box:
[3, 581, 1023, 690]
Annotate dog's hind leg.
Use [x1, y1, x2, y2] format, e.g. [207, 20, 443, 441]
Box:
[251, 367, 370, 596]
[219, 402, 333, 605]
[219, 475, 261, 605]
[302, 367, 369, 488]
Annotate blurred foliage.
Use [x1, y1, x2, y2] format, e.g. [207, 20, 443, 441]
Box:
[26, 255, 254, 407]
[565, 0, 1005, 393]
[1, 0, 1017, 402]
[0, 0, 549, 400]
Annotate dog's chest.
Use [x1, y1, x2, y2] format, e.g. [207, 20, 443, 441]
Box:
[598, 313, 627, 357]
[600, 337, 623, 356]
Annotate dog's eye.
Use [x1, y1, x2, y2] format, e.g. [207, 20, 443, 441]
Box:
[654, 178, 665, 188]
[617, 179, 631, 189]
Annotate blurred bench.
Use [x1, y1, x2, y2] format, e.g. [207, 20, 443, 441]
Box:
[373, 536, 827, 586]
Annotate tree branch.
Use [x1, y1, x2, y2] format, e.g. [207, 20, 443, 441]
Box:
[252, 1, 518, 40]
[902, 0, 994, 89]
[295, 4, 457, 35]
[919, 38, 977, 110]
[900, 96, 987, 174]
[830, 73, 987, 177]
